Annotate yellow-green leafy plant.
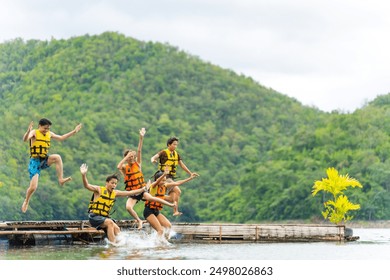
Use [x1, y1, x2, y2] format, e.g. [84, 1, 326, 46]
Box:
[312, 167, 363, 224]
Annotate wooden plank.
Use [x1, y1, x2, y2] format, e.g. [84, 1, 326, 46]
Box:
[171, 223, 345, 242]
[0, 229, 104, 235]
[0, 220, 349, 244]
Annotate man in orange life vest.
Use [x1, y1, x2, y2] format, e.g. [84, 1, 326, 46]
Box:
[21, 118, 82, 213]
[150, 136, 199, 216]
[117, 128, 177, 229]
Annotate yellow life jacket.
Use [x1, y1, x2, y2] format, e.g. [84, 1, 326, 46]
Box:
[158, 149, 179, 177]
[30, 129, 51, 158]
[145, 184, 166, 210]
[88, 186, 116, 217]
[124, 162, 146, 191]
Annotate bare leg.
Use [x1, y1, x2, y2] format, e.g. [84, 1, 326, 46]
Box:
[47, 154, 72, 186]
[126, 198, 143, 229]
[157, 213, 172, 239]
[146, 214, 164, 236]
[103, 219, 119, 243]
[21, 174, 39, 213]
[143, 192, 174, 207]
[172, 201, 181, 216]
[167, 186, 182, 216]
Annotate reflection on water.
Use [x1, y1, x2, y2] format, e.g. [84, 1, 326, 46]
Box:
[1, 228, 390, 260]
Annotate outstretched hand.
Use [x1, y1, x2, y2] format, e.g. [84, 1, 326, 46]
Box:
[190, 172, 199, 178]
[74, 123, 83, 133]
[80, 163, 88, 175]
[27, 121, 34, 131]
[139, 127, 146, 137]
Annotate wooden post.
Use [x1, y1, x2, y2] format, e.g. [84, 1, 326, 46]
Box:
[255, 226, 258, 241]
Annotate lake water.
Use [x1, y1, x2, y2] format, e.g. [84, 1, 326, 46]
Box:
[1, 228, 390, 260]
[1, 228, 390, 280]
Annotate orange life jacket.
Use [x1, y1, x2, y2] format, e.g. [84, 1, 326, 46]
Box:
[124, 162, 146, 191]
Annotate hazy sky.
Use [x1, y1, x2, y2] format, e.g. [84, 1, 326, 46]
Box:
[1, 0, 390, 112]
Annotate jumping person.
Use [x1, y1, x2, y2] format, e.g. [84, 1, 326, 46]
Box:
[21, 118, 82, 213]
[144, 167, 198, 240]
[150, 136, 199, 215]
[80, 163, 147, 244]
[117, 128, 177, 230]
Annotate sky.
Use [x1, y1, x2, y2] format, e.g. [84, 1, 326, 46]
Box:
[1, 0, 390, 112]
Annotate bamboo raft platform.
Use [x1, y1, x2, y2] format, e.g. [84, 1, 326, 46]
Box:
[0, 220, 358, 246]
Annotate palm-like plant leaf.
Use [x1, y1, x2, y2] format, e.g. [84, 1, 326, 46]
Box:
[312, 167, 363, 224]
[312, 167, 362, 197]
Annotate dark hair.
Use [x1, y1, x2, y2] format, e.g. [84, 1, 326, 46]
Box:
[123, 149, 135, 157]
[106, 174, 119, 182]
[167, 136, 179, 146]
[154, 170, 165, 181]
[39, 118, 52, 126]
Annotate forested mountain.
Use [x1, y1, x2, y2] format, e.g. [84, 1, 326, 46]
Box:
[1, 32, 389, 223]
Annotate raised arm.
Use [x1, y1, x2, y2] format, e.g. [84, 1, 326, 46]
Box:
[23, 121, 34, 142]
[146, 166, 169, 191]
[80, 163, 100, 193]
[51, 123, 82, 141]
[117, 152, 130, 176]
[137, 128, 146, 165]
[151, 151, 160, 164]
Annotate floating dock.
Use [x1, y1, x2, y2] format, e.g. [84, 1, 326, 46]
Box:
[171, 223, 356, 243]
[0, 220, 357, 246]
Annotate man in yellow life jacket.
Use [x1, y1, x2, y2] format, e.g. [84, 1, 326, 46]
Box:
[150, 136, 199, 216]
[80, 163, 147, 244]
[21, 118, 82, 213]
[117, 128, 177, 230]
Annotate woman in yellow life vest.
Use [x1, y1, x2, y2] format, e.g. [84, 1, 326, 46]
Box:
[80, 163, 147, 244]
[150, 136, 199, 216]
[144, 167, 198, 240]
[21, 118, 82, 213]
[117, 128, 177, 230]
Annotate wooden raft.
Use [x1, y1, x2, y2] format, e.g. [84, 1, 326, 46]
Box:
[0, 220, 357, 246]
[0, 220, 139, 246]
[171, 223, 353, 243]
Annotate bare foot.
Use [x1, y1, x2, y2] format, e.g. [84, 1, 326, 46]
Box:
[137, 220, 143, 230]
[173, 202, 182, 216]
[21, 199, 29, 213]
[59, 177, 72, 186]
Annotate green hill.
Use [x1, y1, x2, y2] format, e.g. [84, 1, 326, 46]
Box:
[1, 32, 389, 223]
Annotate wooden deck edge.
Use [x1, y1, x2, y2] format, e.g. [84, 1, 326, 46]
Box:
[0, 220, 354, 244]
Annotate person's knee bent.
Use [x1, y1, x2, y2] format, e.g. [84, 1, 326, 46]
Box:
[48, 154, 62, 164]
[113, 223, 120, 234]
[126, 205, 134, 213]
[104, 218, 115, 229]
[173, 186, 181, 196]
